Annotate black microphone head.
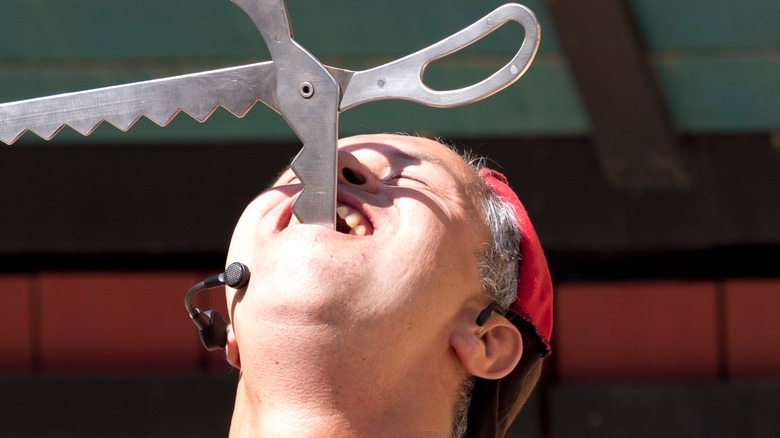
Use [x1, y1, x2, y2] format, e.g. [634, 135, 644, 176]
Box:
[224, 262, 250, 289]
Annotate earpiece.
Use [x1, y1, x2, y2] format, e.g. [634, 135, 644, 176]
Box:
[476, 302, 503, 327]
[184, 262, 250, 351]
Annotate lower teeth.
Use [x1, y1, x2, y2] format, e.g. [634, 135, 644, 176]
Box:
[350, 225, 367, 236]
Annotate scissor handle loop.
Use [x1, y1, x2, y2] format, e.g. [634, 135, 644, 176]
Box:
[339, 3, 540, 110]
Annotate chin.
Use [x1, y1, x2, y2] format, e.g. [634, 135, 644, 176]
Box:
[242, 254, 368, 324]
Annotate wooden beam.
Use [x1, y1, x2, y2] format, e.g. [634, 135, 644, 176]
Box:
[1, 134, 778, 256]
[545, 0, 689, 190]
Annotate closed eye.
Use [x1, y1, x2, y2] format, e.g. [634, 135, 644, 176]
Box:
[381, 172, 428, 186]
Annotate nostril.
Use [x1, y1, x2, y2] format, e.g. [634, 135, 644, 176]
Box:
[342, 167, 367, 185]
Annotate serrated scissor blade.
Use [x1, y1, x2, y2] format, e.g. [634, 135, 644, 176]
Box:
[0, 61, 278, 145]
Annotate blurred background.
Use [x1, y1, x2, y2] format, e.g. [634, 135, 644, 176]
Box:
[0, 0, 778, 436]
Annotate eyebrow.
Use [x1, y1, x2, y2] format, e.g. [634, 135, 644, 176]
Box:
[383, 147, 447, 168]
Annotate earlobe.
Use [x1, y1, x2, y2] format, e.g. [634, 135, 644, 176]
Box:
[450, 314, 523, 380]
[225, 323, 241, 369]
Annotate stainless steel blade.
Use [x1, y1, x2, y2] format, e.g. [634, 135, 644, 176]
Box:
[286, 87, 340, 229]
[232, 0, 341, 229]
[0, 61, 278, 145]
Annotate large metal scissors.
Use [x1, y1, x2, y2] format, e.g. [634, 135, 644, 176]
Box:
[0, 0, 540, 229]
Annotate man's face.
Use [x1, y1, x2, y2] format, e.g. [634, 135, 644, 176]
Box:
[225, 134, 490, 372]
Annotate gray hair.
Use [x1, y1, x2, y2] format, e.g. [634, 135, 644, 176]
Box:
[451, 375, 476, 438]
[450, 152, 522, 438]
[465, 156, 521, 311]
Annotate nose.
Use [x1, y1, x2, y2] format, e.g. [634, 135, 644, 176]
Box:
[337, 150, 378, 193]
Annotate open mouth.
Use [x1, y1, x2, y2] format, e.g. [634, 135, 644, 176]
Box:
[335, 204, 372, 236]
[285, 201, 374, 236]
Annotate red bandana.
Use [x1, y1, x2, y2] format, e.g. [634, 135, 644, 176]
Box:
[479, 168, 553, 355]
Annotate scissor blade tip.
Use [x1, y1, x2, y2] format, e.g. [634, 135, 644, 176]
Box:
[1, 130, 25, 145]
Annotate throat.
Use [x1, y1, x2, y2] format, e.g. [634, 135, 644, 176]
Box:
[230, 371, 454, 438]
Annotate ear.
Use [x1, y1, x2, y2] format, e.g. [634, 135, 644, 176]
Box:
[450, 313, 523, 380]
[225, 323, 241, 369]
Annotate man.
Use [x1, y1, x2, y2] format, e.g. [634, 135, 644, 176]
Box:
[222, 134, 552, 437]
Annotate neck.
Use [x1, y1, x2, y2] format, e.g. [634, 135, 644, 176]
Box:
[228, 375, 457, 438]
[227, 323, 461, 437]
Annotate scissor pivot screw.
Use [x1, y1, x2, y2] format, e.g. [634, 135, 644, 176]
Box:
[299, 82, 314, 98]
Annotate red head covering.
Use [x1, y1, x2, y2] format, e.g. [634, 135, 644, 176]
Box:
[479, 168, 552, 355]
[464, 169, 553, 438]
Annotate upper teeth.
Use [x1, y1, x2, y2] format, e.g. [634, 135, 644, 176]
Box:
[337, 205, 367, 236]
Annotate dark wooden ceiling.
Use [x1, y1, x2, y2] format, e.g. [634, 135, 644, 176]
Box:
[0, 0, 778, 274]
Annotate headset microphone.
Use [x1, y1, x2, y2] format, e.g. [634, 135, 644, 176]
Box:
[184, 262, 250, 351]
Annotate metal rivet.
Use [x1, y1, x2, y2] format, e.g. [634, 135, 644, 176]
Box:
[510, 65, 519, 75]
[299, 82, 314, 98]
[487, 17, 494, 27]
[274, 34, 283, 43]
[377, 79, 385, 88]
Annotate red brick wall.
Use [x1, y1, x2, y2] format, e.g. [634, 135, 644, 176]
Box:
[0, 270, 231, 373]
[0, 274, 33, 371]
[555, 278, 780, 384]
[724, 278, 780, 380]
[2, 272, 778, 383]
